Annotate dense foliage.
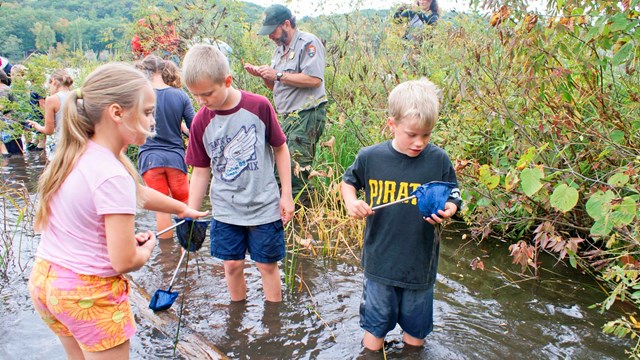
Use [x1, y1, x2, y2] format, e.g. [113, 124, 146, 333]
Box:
[2, 0, 639, 356]
[450, 1, 640, 355]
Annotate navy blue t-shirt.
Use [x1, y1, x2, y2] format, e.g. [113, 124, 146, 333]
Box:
[138, 87, 195, 174]
[343, 140, 461, 289]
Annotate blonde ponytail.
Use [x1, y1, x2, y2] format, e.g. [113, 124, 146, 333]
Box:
[35, 63, 151, 230]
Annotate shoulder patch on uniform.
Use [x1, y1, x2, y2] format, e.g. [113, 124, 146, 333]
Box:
[306, 44, 316, 58]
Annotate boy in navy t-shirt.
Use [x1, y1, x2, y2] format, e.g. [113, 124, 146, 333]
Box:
[341, 78, 462, 351]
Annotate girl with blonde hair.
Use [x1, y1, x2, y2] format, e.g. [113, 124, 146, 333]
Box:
[27, 69, 73, 160]
[28, 63, 207, 359]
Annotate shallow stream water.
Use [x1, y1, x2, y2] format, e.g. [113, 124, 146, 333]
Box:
[0, 151, 630, 359]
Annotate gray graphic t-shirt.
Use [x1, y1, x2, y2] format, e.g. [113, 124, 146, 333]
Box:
[185, 91, 287, 226]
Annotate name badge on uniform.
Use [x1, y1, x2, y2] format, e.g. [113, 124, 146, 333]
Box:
[306, 44, 316, 58]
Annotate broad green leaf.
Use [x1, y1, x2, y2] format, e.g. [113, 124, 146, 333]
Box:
[567, 248, 578, 268]
[608, 173, 630, 187]
[611, 197, 637, 226]
[478, 165, 499, 190]
[598, 18, 611, 39]
[521, 167, 544, 197]
[610, 129, 626, 144]
[586, 190, 615, 220]
[585, 25, 599, 42]
[477, 197, 492, 207]
[591, 217, 614, 237]
[596, 148, 612, 161]
[612, 211, 635, 227]
[550, 184, 579, 213]
[613, 42, 634, 65]
[594, 57, 609, 66]
[633, 120, 640, 131]
[505, 171, 519, 192]
[610, 14, 631, 32]
[586, 17, 604, 42]
[567, 178, 579, 189]
[516, 147, 536, 170]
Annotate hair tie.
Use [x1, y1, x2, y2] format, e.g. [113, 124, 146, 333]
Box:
[76, 88, 83, 99]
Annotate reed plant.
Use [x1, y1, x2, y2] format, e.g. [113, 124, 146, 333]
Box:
[0, 179, 35, 282]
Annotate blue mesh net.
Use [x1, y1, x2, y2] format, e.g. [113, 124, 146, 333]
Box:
[149, 288, 179, 312]
[410, 181, 456, 217]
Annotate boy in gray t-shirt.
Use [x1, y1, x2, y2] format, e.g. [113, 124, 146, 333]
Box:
[184, 45, 294, 303]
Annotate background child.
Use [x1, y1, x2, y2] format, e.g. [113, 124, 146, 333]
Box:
[0, 69, 14, 157]
[183, 45, 294, 302]
[341, 78, 462, 351]
[28, 63, 206, 359]
[135, 55, 195, 239]
[27, 69, 73, 161]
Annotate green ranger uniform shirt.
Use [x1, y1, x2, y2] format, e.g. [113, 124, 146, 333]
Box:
[270, 30, 327, 114]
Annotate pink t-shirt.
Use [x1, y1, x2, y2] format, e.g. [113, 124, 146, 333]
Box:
[36, 141, 137, 277]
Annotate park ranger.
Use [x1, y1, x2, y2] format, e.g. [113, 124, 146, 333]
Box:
[244, 4, 327, 205]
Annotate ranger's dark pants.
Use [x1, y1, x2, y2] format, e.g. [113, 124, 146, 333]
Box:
[279, 103, 326, 201]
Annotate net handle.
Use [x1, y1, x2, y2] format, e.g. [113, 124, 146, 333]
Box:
[156, 219, 186, 238]
[167, 249, 187, 290]
[371, 195, 416, 211]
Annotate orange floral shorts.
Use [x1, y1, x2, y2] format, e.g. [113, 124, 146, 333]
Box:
[28, 258, 136, 352]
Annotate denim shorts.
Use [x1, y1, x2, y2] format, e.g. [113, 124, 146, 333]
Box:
[210, 219, 285, 263]
[359, 277, 434, 339]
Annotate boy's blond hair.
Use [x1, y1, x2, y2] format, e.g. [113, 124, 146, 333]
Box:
[388, 78, 441, 130]
[182, 44, 230, 86]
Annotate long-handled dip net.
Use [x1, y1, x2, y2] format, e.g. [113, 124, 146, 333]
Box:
[149, 218, 210, 312]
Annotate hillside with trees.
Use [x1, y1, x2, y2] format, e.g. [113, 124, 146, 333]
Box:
[0, 0, 264, 60]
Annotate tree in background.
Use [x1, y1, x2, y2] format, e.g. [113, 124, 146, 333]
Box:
[33, 23, 56, 52]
